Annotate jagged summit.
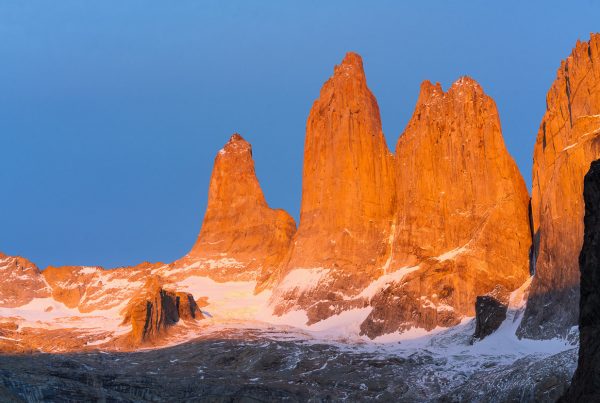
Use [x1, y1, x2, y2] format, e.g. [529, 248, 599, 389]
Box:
[219, 133, 251, 156]
[269, 50, 397, 321]
[183, 133, 296, 282]
[271, 52, 529, 337]
[332, 52, 365, 79]
[450, 75, 481, 88]
[360, 72, 530, 337]
[416, 76, 485, 106]
[340, 51, 362, 66]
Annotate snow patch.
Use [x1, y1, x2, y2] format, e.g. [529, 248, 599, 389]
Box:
[176, 276, 270, 320]
[562, 126, 600, 152]
[0, 297, 127, 333]
[277, 268, 330, 294]
[79, 266, 100, 275]
[436, 245, 469, 261]
[357, 265, 421, 299]
[260, 307, 373, 341]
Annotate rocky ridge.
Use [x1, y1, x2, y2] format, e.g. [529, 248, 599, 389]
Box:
[360, 77, 530, 337]
[121, 276, 203, 346]
[0, 253, 50, 307]
[519, 33, 600, 340]
[270, 53, 530, 337]
[1, 35, 600, 353]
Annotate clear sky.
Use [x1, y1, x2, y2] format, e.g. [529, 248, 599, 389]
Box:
[1, 1, 599, 269]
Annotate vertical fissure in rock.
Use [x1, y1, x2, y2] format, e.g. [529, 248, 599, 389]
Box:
[528, 199, 538, 276]
[565, 65, 574, 128]
[143, 301, 152, 338]
[542, 122, 547, 150]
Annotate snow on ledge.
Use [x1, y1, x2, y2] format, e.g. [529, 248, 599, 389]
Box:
[277, 268, 330, 294]
[358, 265, 421, 299]
[436, 245, 469, 261]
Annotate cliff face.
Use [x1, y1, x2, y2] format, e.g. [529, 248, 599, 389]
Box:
[519, 34, 600, 339]
[121, 276, 203, 346]
[182, 134, 296, 283]
[392, 78, 530, 270]
[561, 160, 600, 401]
[360, 78, 530, 336]
[42, 262, 162, 313]
[269, 53, 529, 336]
[0, 253, 50, 307]
[271, 53, 397, 321]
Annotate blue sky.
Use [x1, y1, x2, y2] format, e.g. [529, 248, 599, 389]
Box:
[1, 1, 599, 268]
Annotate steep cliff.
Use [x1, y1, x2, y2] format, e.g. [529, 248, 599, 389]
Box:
[519, 34, 600, 339]
[121, 276, 203, 346]
[43, 262, 162, 313]
[180, 134, 296, 284]
[0, 253, 50, 307]
[271, 52, 397, 322]
[270, 53, 529, 336]
[361, 78, 530, 337]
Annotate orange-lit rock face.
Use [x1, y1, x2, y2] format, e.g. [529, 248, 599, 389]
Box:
[270, 54, 530, 335]
[392, 78, 530, 267]
[361, 79, 531, 337]
[121, 276, 203, 346]
[519, 34, 600, 339]
[272, 53, 397, 318]
[0, 253, 50, 307]
[42, 262, 162, 313]
[182, 134, 296, 283]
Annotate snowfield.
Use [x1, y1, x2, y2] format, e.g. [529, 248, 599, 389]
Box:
[0, 270, 575, 376]
[0, 270, 578, 401]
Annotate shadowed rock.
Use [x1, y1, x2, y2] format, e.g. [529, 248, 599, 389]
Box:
[561, 159, 600, 401]
[472, 287, 509, 342]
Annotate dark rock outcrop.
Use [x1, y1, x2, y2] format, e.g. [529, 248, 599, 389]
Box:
[121, 277, 203, 345]
[562, 160, 600, 401]
[439, 348, 577, 403]
[472, 287, 509, 342]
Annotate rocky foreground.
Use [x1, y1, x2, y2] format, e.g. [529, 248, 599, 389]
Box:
[0, 328, 576, 403]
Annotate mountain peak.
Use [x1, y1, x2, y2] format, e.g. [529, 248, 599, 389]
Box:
[414, 77, 485, 110]
[219, 133, 251, 156]
[332, 52, 366, 83]
[272, 48, 397, 322]
[185, 134, 296, 283]
[340, 51, 363, 68]
[448, 76, 484, 97]
[227, 132, 246, 144]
